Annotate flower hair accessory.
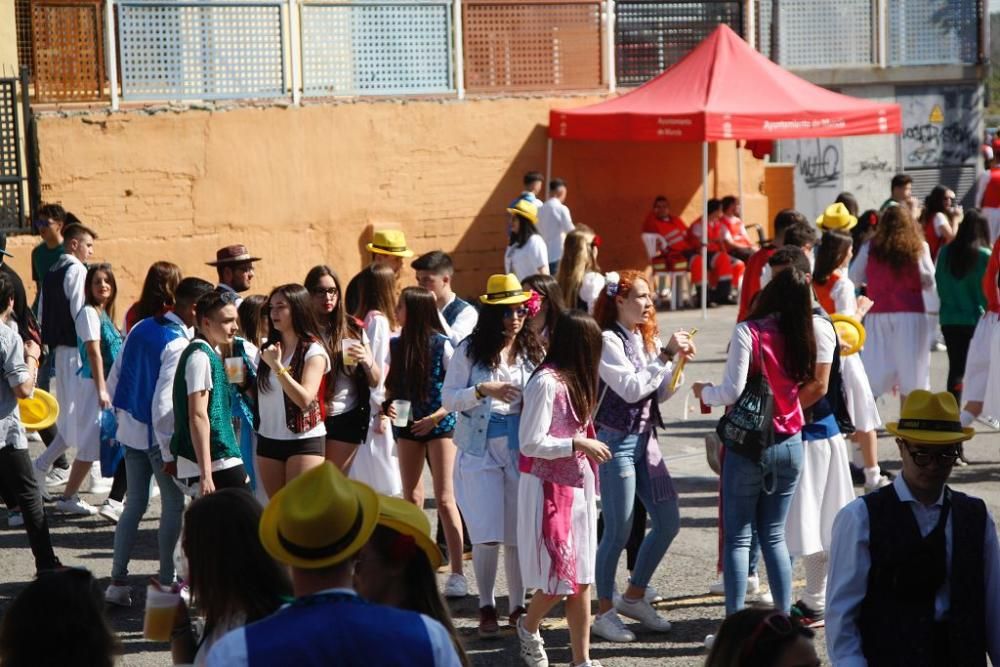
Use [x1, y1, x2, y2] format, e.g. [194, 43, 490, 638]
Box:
[524, 290, 542, 318]
[605, 271, 621, 297]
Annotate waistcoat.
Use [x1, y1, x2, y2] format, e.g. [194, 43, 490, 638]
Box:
[867, 255, 924, 314]
[594, 326, 662, 434]
[41, 262, 76, 347]
[170, 340, 240, 464]
[519, 368, 590, 487]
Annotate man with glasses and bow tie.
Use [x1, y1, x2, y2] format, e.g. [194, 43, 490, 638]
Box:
[826, 390, 1000, 666]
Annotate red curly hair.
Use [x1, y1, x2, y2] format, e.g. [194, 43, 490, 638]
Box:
[592, 269, 659, 354]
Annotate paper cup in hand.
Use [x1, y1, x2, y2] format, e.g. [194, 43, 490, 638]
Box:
[143, 585, 179, 641]
[341, 339, 359, 368]
[391, 400, 410, 427]
[224, 357, 245, 384]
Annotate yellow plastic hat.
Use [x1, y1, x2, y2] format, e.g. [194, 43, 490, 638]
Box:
[886, 390, 975, 446]
[479, 274, 531, 306]
[366, 229, 414, 258]
[816, 202, 858, 232]
[830, 314, 866, 357]
[259, 462, 379, 569]
[506, 199, 538, 225]
[376, 495, 443, 570]
[18, 389, 59, 432]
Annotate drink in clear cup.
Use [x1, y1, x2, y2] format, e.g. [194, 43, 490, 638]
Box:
[224, 357, 245, 384]
[341, 339, 359, 368]
[391, 400, 410, 427]
[143, 584, 180, 641]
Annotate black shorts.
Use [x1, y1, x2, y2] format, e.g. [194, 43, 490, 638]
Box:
[179, 463, 249, 491]
[392, 426, 455, 444]
[256, 435, 326, 461]
[324, 403, 369, 445]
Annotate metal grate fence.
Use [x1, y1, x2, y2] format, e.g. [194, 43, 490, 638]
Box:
[615, 0, 742, 87]
[301, 1, 454, 97]
[463, 0, 604, 93]
[887, 0, 979, 66]
[116, 1, 286, 101]
[0, 79, 25, 230]
[15, 0, 34, 77]
[757, 0, 875, 68]
[30, 0, 108, 102]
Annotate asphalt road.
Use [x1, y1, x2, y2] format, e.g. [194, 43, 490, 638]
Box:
[2, 303, 997, 666]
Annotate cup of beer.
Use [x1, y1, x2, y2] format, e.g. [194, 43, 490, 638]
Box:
[224, 357, 245, 384]
[341, 339, 359, 368]
[143, 584, 180, 641]
[391, 400, 411, 427]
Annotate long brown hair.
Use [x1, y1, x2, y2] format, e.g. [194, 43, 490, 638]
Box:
[870, 205, 924, 271]
[466, 302, 545, 371]
[257, 284, 323, 392]
[84, 263, 118, 324]
[812, 231, 853, 285]
[134, 261, 181, 323]
[747, 268, 816, 383]
[534, 310, 602, 419]
[353, 263, 398, 330]
[182, 490, 291, 632]
[521, 274, 565, 339]
[556, 226, 601, 306]
[592, 269, 658, 354]
[305, 265, 363, 376]
[386, 287, 445, 404]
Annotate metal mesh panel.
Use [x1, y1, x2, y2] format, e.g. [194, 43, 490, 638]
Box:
[15, 0, 34, 76]
[0, 79, 25, 231]
[615, 1, 743, 87]
[117, 1, 286, 101]
[888, 0, 978, 66]
[31, 0, 107, 102]
[301, 1, 454, 97]
[757, 0, 874, 68]
[463, 0, 603, 93]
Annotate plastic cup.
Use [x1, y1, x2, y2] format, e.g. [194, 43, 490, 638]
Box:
[341, 339, 359, 368]
[224, 357, 245, 384]
[391, 400, 411, 427]
[143, 585, 179, 641]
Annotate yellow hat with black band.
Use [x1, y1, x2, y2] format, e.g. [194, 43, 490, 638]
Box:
[479, 274, 531, 306]
[506, 199, 538, 225]
[376, 495, 443, 570]
[816, 202, 858, 232]
[18, 389, 59, 432]
[259, 462, 379, 569]
[366, 229, 414, 258]
[831, 314, 866, 357]
[886, 390, 975, 446]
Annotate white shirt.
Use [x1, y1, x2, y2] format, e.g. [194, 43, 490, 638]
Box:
[107, 311, 193, 462]
[206, 588, 461, 667]
[827, 272, 858, 315]
[597, 324, 677, 407]
[814, 313, 836, 364]
[364, 311, 393, 406]
[75, 306, 101, 344]
[326, 329, 370, 416]
[37, 254, 86, 334]
[176, 344, 242, 478]
[256, 342, 330, 440]
[442, 339, 533, 416]
[826, 475, 1000, 666]
[505, 235, 549, 281]
[849, 240, 936, 289]
[518, 369, 575, 459]
[537, 196, 574, 262]
[437, 293, 478, 348]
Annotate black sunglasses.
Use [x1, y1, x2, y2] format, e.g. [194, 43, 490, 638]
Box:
[310, 286, 339, 297]
[503, 307, 529, 319]
[902, 441, 960, 468]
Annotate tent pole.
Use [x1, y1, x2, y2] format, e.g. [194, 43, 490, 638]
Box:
[545, 138, 553, 191]
[736, 140, 743, 220]
[701, 141, 709, 319]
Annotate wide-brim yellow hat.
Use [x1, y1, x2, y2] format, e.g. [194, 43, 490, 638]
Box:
[831, 314, 866, 356]
[886, 390, 975, 445]
[366, 229, 414, 258]
[18, 389, 59, 432]
[506, 199, 539, 225]
[479, 273, 531, 306]
[377, 495, 443, 570]
[259, 462, 379, 569]
[816, 202, 858, 232]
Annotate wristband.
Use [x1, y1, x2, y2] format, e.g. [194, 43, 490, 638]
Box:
[431, 413, 441, 426]
[276, 366, 290, 378]
[474, 383, 485, 400]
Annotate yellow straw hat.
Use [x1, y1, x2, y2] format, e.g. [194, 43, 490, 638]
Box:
[506, 199, 539, 225]
[830, 314, 866, 356]
[366, 229, 414, 258]
[886, 390, 975, 445]
[376, 495, 443, 570]
[259, 462, 379, 569]
[18, 389, 59, 432]
[816, 202, 858, 232]
[479, 274, 531, 306]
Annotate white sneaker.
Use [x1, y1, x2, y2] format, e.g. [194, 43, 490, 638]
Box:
[7, 510, 23, 528]
[517, 616, 548, 667]
[443, 573, 468, 598]
[55, 495, 98, 515]
[33, 466, 52, 502]
[614, 594, 672, 632]
[709, 573, 760, 596]
[104, 584, 132, 607]
[644, 585, 663, 603]
[975, 415, 1000, 430]
[97, 498, 123, 523]
[704, 634, 716, 650]
[84, 475, 113, 495]
[591, 610, 635, 642]
[45, 467, 70, 489]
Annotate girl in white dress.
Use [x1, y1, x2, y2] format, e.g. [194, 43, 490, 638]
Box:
[516, 310, 611, 667]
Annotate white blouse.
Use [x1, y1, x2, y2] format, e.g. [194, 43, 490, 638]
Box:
[518, 369, 574, 460]
[505, 235, 549, 280]
[364, 311, 394, 406]
[597, 324, 678, 405]
[442, 339, 534, 415]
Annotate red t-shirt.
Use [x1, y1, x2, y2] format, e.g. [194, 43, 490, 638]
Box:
[737, 246, 776, 322]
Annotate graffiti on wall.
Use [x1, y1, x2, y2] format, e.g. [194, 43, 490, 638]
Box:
[777, 138, 844, 220]
[900, 87, 981, 169]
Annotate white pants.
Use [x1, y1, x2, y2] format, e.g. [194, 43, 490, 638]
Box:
[982, 320, 1000, 418]
[454, 436, 519, 546]
[962, 312, 999, 405]
[861, 312, 930, 398]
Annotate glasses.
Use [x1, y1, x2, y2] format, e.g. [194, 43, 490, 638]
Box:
[310, 286, 338, 297]
[503, 307, 529, 319]
[902, 442, 960, 468]
[741, 612, 796, 660]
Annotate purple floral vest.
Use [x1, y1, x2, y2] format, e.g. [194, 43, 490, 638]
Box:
[594, 326, 662, 434]
[519, 368, 591, 488]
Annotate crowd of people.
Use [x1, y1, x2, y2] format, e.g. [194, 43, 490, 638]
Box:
[0, 165, 997, 667]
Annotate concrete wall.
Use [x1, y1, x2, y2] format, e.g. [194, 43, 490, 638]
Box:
[9, 97, 767, 308]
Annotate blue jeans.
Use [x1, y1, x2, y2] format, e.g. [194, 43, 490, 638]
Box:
[721, 434, 803, 615]
[595, 428, 680, 600]
[111, 446, 185, 585]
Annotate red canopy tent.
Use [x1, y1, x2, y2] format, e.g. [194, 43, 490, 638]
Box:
[547, 24, 902, 315]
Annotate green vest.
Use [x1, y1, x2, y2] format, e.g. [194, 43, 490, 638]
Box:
[170, 340, 240, 466]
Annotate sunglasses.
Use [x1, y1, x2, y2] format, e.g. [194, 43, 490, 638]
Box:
[741, 612, 797, 660]
[310, 286, 339, 297]
[503, 307, 529, 319]
[902, 442, 960, 468]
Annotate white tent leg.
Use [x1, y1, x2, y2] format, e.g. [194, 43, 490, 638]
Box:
[545, 138, 553, 190]
[702, 141, 709, 319]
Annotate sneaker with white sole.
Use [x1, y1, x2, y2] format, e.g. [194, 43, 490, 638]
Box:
[644, 585, 663, 603]
[104, 583, 132, 607]
[55, 495, 98, 515]
[591, 610, 635, 642]
[614, 594, 672, 632]
[45, 467, 70, 489]
[7, 510, 23, 528]
[443, 573, 468, 598]
[709, 573, 761, 596]
[517, 616, 548, 667]
[84, 475, 113, 495]
[98, 499, 123, 523]
[33, 466, 52, 502]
